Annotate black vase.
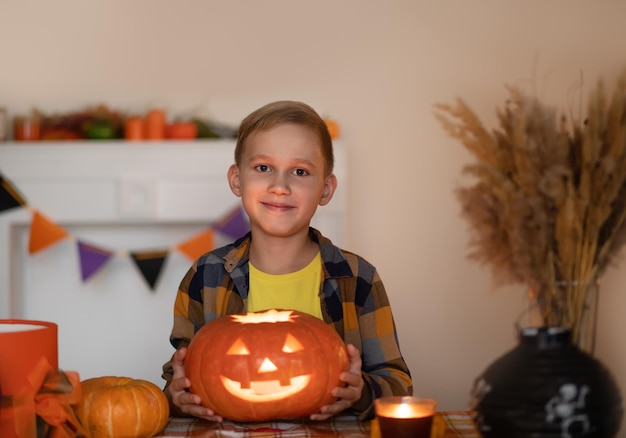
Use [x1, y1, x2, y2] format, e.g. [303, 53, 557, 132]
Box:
[470, 327, 623, 437]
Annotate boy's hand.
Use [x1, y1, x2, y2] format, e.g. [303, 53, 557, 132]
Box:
[168, 347, 223, 422]
[310, 343, 364, 421]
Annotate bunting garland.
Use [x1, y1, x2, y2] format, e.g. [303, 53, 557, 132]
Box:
[0, 172, 249, 290]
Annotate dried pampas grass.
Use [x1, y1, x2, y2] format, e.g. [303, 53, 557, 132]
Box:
[435, 71, 626, 349]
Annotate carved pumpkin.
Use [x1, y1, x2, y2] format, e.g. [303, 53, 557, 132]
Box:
[74, 376, 169, 438]
[185, 309, 350, 421]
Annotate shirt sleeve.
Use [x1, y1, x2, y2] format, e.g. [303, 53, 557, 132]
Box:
[161, 262, 206, 385]
[345, 267, 414, 420]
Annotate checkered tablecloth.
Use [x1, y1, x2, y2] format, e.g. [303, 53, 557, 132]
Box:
[155, 411, 480, 437]
[436, 411, 480, 438]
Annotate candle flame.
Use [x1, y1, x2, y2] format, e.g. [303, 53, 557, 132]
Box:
[396, 403, 413, 418]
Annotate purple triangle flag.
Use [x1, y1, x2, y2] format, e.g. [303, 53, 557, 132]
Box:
[77, 241, 113, 282]
[214, 206, 249, 240]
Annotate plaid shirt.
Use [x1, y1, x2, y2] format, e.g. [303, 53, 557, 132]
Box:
[162, 227, 413, 420]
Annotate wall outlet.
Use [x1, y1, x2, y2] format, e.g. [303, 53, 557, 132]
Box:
[118, 178, 158, 217]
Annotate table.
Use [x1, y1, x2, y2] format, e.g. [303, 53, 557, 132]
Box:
[155, 411, 480, 437]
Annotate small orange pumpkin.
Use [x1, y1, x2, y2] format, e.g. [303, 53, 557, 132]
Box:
[74, 376, 169, 438]
[324, 118, 340, 139]
[165, 121, 198, 140]
[185, 309, 349, 421]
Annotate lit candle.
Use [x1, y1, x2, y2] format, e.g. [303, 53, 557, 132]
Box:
[374, 396, 436, 438]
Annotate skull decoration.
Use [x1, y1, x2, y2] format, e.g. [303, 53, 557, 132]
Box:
[185, 309, 349, 421]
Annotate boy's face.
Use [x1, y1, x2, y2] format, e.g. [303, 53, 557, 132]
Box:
[228, 123, 336, 239]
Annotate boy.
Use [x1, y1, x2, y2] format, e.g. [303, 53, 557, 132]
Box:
[162, 100, 412, 421]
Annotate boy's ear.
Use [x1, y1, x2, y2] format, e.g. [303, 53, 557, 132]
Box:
[319, 173, 337, 206]
[227, 164, 242, 197]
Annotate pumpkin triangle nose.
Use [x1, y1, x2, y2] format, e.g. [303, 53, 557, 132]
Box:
[258, 358, 278, 373]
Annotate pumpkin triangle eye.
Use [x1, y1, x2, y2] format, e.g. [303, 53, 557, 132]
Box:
[227, 338, 250, 355]
[282, 333, 304, 353]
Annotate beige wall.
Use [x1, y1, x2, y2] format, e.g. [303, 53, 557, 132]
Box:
[2, 0, 626, 417]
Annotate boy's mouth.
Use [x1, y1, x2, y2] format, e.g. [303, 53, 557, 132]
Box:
[262, 202, 294, 211]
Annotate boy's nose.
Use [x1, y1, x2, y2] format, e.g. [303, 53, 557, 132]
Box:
[268, 173, 290, 194]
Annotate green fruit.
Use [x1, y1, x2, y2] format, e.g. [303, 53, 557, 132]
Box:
[85, 120, 117, 140]
[192, 118, 220, 139]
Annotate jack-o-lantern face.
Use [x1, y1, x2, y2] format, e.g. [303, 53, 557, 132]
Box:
[220, 332, 311, 401]
[185, 309, 349, 422]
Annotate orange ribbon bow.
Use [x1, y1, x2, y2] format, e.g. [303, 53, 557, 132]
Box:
[1, 358, 87, 438]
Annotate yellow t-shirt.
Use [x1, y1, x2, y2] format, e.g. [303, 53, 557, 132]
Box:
[247, 252, 323, 320]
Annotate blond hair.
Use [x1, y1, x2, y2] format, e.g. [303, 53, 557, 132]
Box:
[234, 101, 334, 175]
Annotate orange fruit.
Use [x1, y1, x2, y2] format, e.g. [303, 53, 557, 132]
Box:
[324, 118, 340, 139]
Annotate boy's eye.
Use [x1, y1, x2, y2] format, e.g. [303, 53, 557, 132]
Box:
[255, 164, 270, 173]
[293, 168, 309, 177]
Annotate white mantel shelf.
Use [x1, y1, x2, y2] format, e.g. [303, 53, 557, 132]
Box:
[1, 139, 237, 179]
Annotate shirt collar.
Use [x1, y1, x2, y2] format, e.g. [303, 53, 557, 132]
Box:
[222, 227, 353, 279]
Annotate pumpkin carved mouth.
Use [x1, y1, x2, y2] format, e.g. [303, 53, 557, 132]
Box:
[220, 374, 311, 401]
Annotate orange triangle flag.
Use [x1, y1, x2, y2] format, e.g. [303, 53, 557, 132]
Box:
[176, 228, 214, 261]
[29, 210, 69, 254]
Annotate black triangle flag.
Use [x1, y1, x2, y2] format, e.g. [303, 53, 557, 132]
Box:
[130, 249, 169, 291]
[0, 174, 27, 213]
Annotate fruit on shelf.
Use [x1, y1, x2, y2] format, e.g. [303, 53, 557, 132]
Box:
[145, 109, 166, 140]
[166, 121, 197, 140]
[28, 104, 245, 142]
[324, 118, 340, 139]
[85, 120, 118, 140]
[124, 116, 145, 140]
[38, 104, 124, 140]
[39, 129, 83, 141]
[193, 118, 237, 139]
